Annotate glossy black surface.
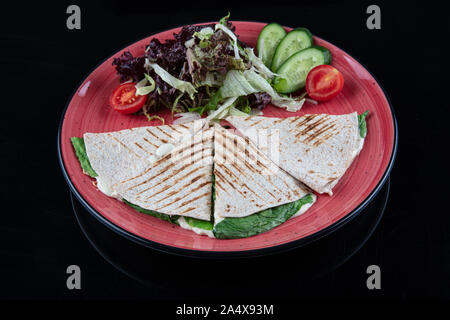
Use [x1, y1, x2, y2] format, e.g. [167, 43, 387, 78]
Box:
[1, 0, 449, 300]
[72, 178, 390, 296]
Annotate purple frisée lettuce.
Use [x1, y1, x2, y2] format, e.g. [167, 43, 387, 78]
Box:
[111, 14, 285, 115]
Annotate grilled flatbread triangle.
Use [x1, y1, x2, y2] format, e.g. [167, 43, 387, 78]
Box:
[112, 126, 214, 221]
[84, 119, 206, 195]
[226, 113, 364, 195]
[213, 125, 313, 219]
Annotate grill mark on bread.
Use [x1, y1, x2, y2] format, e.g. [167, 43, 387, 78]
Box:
[214, 170, 235, 191]
[216, 149, 273, 202]
[215, 126, 308, 209]
[123, 151, 200, 190]
[156, 126, 174, 139]
[118, 131, 213, 189]
[265, 174, 289, 196]
[134, 142, 152, 155]
[215, 180, 229, 197]
[312, 131, 336, 146]
[216, 131, 268, 170]
[142, 137, 158, 148]
[248, 119, 264, 127]
[215, 144, 262, 175]
[178, 207, 196, 215]
[167, 124, 183, 135]
[145, 128, 168, 143]
[293, 114, 318, 129]
[152, 189, 178, 204]
[144, 177, 210, 205]
[140, 154, 202, 192]
[173, 136, 211, 156]
[281, 179, 294, 193]
[217, 162, 267, 201]
[215, 180, 229, 195]
[295, 116, 330, 139]
[290, 116, 304, 124]
[273, 118, 287, 125]
[182, 180, 211, 196]
[151, 180, 210, 206]
[178, 190, 210, 208]
[304, 122, 336, 143]
[109, 135, 141, 159]
[140, 167, 199, 199]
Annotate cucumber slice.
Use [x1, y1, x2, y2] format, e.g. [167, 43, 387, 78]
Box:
[273, 46, 332, 94]
[257, 23, 287, 68]
[271, 28, 313, 72]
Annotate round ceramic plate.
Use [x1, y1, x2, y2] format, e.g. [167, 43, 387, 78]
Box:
[58, 21, 398, 258]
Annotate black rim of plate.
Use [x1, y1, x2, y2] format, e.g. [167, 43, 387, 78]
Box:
[57, 21, 399, 259]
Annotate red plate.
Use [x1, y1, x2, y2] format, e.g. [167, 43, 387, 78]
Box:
[58, 21, 397, 257]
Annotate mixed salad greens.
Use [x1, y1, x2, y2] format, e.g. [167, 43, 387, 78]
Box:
[109, 13, 341, 121]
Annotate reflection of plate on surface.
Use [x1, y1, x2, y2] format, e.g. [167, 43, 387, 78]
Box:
[58, 21, 397, 257]
[72, 178, 389, 294]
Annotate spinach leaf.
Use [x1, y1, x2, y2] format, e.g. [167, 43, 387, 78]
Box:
[189, 88, 222, 115]
[70, 137, 97, 178]
[123, 199, 179, 225]
[358, 111, 369, 138]
[213, 194, 314, 239]
[184, 217, 214, 231]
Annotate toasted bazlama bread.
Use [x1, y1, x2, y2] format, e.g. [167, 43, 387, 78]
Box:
[226, 113, 364, 195]
[112, 126, 214, 221]
[84, 119, 206, 193]
[213, 125, 312, 219]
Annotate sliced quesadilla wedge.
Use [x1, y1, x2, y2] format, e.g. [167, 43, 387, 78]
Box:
[83, 119, 206, 197]
[212, 125, 316, 239]
[113, 126, 214, 222]
[227, 112, 367, 195]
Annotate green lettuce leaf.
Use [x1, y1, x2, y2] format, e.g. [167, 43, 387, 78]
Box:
[184, 217, 214, 231]
[70, 137, 97, 178]
[243, 69, 305, 111]
[358, 110, 369, 138]
[189, 88, 223, 115]
[205, 96, 238, 121]
[145, 61, 197, 99]
[219, 69, 305, 112]
[135, 73, 156, 96]
[213, 194, 315, 239]
[123, 199, 179, 224]
[221, 70, 258, 98]
[244, 48, 280, 80]
[193, 27, 214, 41]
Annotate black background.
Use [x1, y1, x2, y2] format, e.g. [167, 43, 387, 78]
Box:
[1, 0, 449, 303]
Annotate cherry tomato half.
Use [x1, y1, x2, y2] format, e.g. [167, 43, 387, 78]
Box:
[306, 65, 344, 102]
[109, 82, 147, 114]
